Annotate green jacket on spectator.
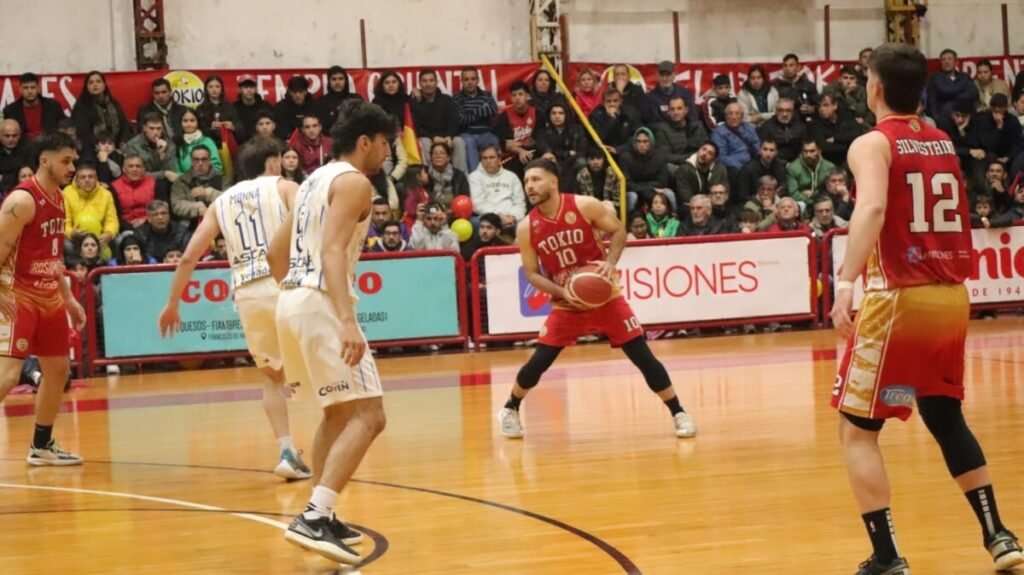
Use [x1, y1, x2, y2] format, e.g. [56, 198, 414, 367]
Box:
[787, 157, 836, 203]
[124, 133, 178, 181]
[823, 82, 875, 125]
[176, 134, 222, 174]
[744, 197, 779, 231]
[653, 120, 708, 167]
[170, 168, 224, 221]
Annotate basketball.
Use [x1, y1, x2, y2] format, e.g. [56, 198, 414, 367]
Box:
[567, 263, 613, 308]
[451, 195, 474, 219]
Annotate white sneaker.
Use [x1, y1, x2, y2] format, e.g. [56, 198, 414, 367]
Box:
[673, 412, 698, 438]
[27, 440, 83, 466]
[106, 364, 120, 375]
[274, 449, 312, 480]
[498, 408, 524, 438]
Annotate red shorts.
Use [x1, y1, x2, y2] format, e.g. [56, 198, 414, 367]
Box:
[0, 298, 69, 359]
[831, 284, 967, 421]
[538, 296, 643, 348]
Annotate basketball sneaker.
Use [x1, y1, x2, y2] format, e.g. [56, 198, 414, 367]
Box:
[274, 449, 312, 480]
[284, 514, 361, 565]
[988, 530, 1024, 571]
[854, 555, 910, 575]
[329, 514, 364, 546]
[498, 407, 524, 438]
[26, 440, 83, 466]
[673, 412, 698, 438]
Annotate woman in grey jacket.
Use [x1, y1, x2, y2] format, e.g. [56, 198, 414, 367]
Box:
[736, 66, 779, 127]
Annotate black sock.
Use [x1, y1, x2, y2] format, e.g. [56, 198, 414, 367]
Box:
[966, 485, 1007, 545]
[504, 394, 523, 411]
[664, 396, 684, 416]
[862, 508, 899, 563]
[32, 424, 53, 449]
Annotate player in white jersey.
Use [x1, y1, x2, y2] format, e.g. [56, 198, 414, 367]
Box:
[157, 138, 311, 480]
[267, 100, 393, 565]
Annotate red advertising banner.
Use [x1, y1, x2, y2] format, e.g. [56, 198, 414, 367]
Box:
[1, 56, 1021, 124]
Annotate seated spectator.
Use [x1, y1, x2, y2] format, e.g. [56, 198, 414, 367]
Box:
[409, 202, 459, 252]
[315, 66, 363, 131]
[822, 168, 854, 221]
[93, 132, 124, 186]
[645, 191, 679, 237]
[971, 194, 994, 229]
[974, 160, 1013, 213]
[413, 69, 467, 172]
[125, 112, 179, 184]
[0, 119, 28, 194]
[674, 140, 728, 205]
[62, 162, 118, 257]
[370, 220, 411, 253]
[572, 147, 622, 214]
[645, 61, 700, 125]
[1012, 92, 1024, 119]
[383, 133, 410, 185]
[17, 165, 34, 184]
[823, 67, 874, 125]
[707, 183, 739, 231]
[679, 194, 730, 236]
[766, 197, 808, 232]
[573, 68, 603, 119]
[454, 67, 499, 173]
[469, 145, 526, 236]
[737, 138, 788, 204]
[252, 109, 284, 146]
[3, 73, 63, 139]
[460, 212, 505, 261]
[233, 75, 272, 144]
[627, 212, 650, 241]
[928, 49, 979, 120]
[758, 97, 807, 163]
[711, 102, 761, 172]
[372, 71, 410, 127]
[281, 147, 305, 183]
[288, 115, 333, 175]
[137, 78, 187, 140]
[990, 185, 1024, 227]
[426, 142, 470, 210]
[974, 60, 1010, 112]
[401, 167, 431, 230]
[494, 81, 539, 178]
[273, 76, 314, 140]
[621, 128, 672, 212]
[809, 195, 848, 238]
[612, 64, 652, 121]
[197, 75, 243, 145]
[654, 95, 707, 173]
[163, 248, 184, 265]
[736, 65, 778, 127]
[112, 155, 157, 229]
[701, 74, 736, 131]
[537, 103, 588, 182]
[111, 234, 158, 266]
[810, 93, 867, 166]
[773, 54, 818, 120]
[134, 199, 192, 262]
[737, 209, 761, 233]
[854, 47, 872, 86]
[787, 139, 835, 204]
[937, 100, 977, 171]
[170, 147, 223, 225]
[530, 69, 564, 125]
[744, 175, 781, 231]
[366, 197, 409, 250]
[588, 87, 640, 155]
[174, 109, 222, 175]
[972, 94, 1020, 167]
[70, 236, 106, 274]
[202, 235, 229, 261]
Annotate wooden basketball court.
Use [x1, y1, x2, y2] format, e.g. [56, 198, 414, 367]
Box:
[1, 319, 1022, 574]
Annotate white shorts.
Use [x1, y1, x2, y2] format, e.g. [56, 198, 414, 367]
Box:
[275, 287, 383, 408]
[235, 278, 282, 371]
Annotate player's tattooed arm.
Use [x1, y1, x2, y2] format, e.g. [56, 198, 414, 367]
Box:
[0, 191, 35, 264]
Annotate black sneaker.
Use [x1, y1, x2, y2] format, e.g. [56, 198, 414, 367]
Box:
[328, 514, 364, 546]
[855, 555, 910, 575]
[988, 530, 1024, 571]
[284, 514, 361, 565]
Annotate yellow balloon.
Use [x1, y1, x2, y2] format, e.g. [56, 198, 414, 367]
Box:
[451, 218, 473, 242]
[75, 213, 102, 236]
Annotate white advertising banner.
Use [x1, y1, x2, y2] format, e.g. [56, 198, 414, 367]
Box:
[483, 235, 814, 335]
[830, 226, 1024, 310]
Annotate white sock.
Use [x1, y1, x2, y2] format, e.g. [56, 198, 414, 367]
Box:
[303, 485, 337, 520]
[277, 435, 295, 454]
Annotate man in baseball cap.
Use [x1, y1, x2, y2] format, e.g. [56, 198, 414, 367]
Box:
[234, 74, 271, 144]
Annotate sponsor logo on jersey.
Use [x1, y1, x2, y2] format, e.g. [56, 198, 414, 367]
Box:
[907, 247, 954, 264]
[880, 385, 916, 407]
[518, 266, 552, 317]
[15, 338, 28, 353]
[565, 211, 577, 225]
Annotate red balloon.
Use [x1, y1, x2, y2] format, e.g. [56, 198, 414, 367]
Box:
[451, 195, 474, 219]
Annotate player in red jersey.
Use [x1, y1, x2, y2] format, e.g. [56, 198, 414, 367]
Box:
[831, 44, 1022, 575]
[0, 133, 86, 465]
[497, 158, 697, 439]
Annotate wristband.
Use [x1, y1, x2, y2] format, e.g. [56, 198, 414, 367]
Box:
[835, 280, 855, 292]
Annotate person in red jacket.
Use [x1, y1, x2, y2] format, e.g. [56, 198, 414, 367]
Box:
[111, 154, 157, 229]
[288, 115, 333, 175]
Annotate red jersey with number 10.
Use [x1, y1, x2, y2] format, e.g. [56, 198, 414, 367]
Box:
[862, 116, 973, 290]
[529, 193, 606, 289]
[0, 177, 66, 308]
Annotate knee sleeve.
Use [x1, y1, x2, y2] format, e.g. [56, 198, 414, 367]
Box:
[516, 344, 562, 390]
[621, 337, 672, 393]
[918, 396, 987, 477]
[842, 411, 885, 432]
